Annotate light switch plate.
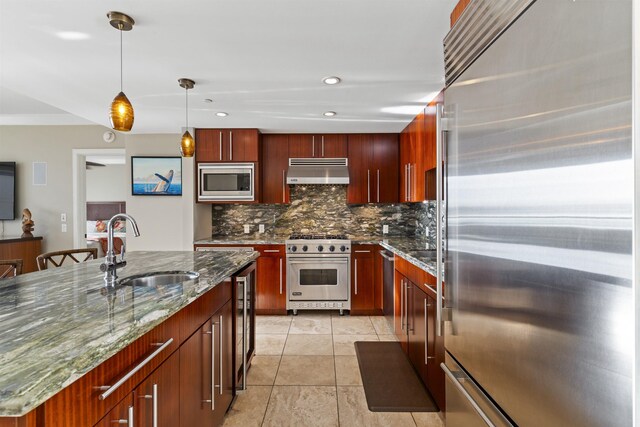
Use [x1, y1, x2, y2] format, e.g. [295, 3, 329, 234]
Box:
[244, 225, 251, 234]
[61, 224, 67, 233]
[259, 224, 265, 233]
[61, 213, 67, 222]
[383, 224, 389, 234]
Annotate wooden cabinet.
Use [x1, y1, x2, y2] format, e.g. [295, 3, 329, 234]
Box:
[400, 91, 443, 202]
[262, 135, 290, 204]
[288, 134, 347, 158]
[0, 236, 42, 273]
[135, 350, 180, 427]
[394, 257, 445, 411]
[256, 245, 286, 314]
[347, 134, 399, 204]
[179, 299, 234, 427]
[95, 394, 133, 427]
[351, 245, 378, 315]
[195, 129, 260, 162]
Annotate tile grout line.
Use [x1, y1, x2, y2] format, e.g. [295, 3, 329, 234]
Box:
[332, 313, 341, 427]
[258, 317, 291, 426]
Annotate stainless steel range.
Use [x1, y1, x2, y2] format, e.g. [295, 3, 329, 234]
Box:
[286, 233, 351, 315]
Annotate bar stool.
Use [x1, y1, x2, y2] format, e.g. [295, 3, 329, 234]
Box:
[36, 248, 98, 271]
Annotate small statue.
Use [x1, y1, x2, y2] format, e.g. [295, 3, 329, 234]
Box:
[21, 208, 34, 238]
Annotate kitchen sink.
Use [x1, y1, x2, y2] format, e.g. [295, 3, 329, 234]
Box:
[118, 271, 200, 287]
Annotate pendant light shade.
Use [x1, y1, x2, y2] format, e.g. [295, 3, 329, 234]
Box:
[107, 11, 135, 132]
[110, 91, 134, 131]
[178, 78, 196, 157]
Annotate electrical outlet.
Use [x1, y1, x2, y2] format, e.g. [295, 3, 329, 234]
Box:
[259, 224, 265, 233]
[244, 225, 251, 234]
[383, 224, 389, 234]
[60, 213, 67, 222]
[61, 224, 67, 233]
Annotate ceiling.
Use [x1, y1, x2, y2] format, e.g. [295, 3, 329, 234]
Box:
[0, 0, 455, 134]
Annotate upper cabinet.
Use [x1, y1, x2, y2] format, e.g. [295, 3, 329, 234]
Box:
[347, 134, 399, 204]
[195, 129, 260, 162]
[262, 134, 291, 204]
[288, 134, 347, 158]
[400, 90, 443, 202]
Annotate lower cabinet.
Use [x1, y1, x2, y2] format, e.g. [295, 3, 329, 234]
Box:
[256, 245, 286, 314]
[95, 394, 134, 427]
[135, 350, 180, 427]
[351, 245, 376, 314]
[394, 262, 445, 411]
[180, 299, 234, 427]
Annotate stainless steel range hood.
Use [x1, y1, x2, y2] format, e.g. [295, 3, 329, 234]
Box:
[286, 158, 349, 184]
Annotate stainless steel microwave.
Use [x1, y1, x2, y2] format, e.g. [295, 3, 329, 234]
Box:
[198, 163, 255, 201]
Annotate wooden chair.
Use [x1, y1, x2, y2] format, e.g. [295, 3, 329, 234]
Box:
[0, 259, 23, 279]
[36, 248, 99, 271]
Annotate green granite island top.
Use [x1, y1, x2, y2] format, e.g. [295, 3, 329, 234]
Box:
[0, 250, 258, 417]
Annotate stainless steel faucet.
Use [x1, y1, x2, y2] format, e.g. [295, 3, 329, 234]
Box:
[101, 213, 140, 285]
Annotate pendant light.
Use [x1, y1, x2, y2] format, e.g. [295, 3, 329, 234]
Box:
[107, 11, 135, 132]
[178, 78, 196, 157]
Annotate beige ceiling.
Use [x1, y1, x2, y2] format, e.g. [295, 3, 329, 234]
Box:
[0, 0, 455, 134]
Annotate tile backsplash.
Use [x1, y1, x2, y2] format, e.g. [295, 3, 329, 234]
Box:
[212, 185, 436, 245]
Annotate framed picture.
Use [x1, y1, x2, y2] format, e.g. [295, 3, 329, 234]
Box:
[131, 156, 182, 196]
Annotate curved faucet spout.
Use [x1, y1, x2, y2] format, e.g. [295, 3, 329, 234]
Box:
[103, 213, 140, 285]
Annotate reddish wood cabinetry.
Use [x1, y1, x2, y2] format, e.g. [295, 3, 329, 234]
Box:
[347, 134, 399, 204]
[350, 245, 377, 315]
[256, 245, 286, 314]
[394, 256, 445, 411]
[288, 134, 347, 158]
[135, 350, 180, 427]
[195, 129, 260, 162]
[261, 135, 290, 204]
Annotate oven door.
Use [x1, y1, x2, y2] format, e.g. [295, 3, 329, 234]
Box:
[287, 256, 350, 301]
[198, 163, 254, 201]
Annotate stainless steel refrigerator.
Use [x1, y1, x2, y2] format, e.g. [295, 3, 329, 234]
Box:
[436, 0, 633, 426]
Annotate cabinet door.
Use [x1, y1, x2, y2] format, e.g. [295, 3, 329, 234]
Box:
[408, 284, 428, 385]
[319, 134, 348, 157]
[136, 350, 180, 427]
[288, 134, 315, 158]
[346, 134, 373, 204]
[228, 129, 260, 162]
[351, 245, 375, 314]
[399, 130, 410, 202]
[393, 271, 408, 352]
[180, 320, 215, 427]
[256, 246, 286, 314]
[372, 134, 399, 203]
[426, 292, 446, 410]
[212, 300, 234, 426]
[262, 135, 290, 204]
[94, 394, 133, 427]
[196, 129, 224, 162]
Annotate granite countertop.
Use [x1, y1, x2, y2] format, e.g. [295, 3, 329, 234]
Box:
[195, 235, 437, 277]
[0, 250, 258, 417]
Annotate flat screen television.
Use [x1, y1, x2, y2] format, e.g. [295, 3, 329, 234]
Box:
[0, 162, 16, 220]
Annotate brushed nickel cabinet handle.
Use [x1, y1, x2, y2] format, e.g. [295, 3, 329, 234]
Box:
[400, 280, 404, 331]
[377, 169, 380, 202]
[211, 320, 216, 410]
[264, 249, 280, 253]
[279, 258, 283, 294]
[367, 170, 371, 203]
[229, 131, 233, 161]
[218, 315, 223, 396]
[312, 135, 315, 157]
[321, 136, 325, 157]
[282, 170, 285, 203]
[112, 405, 134, 426]
[219, 132, 222, 161]
[355, 259, 358, 295]
[98, 339, 173, 401]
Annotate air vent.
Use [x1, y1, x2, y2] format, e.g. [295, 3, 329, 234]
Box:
[444, 0, 535, 86]
[289, 158, 348, 167]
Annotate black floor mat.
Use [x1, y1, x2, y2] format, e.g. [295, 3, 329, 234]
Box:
[354, 341, 439, 412]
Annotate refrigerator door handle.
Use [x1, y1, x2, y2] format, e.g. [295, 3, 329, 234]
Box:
[441, 362, 498, 427]
[436, 103, 445, 336]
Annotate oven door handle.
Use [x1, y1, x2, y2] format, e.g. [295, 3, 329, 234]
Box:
[288, 259, 349, 265]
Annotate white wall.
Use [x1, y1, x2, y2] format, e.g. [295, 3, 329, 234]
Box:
[86, 164, 127, 202]
[0, 125, 124, 251]
[124, 133, 210, 251]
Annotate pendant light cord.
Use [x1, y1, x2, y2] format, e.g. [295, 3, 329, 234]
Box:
[119, 26, 123, 92]
[185, 87, 189, 129]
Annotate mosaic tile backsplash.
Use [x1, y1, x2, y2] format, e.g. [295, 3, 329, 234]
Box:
[211, 185, 436, 246]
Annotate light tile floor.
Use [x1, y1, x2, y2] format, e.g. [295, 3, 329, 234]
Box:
[222, 312, 445, 427]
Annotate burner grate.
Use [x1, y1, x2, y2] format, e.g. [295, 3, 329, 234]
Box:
[289, 233, 348, 240]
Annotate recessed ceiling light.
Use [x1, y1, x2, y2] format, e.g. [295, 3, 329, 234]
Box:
[323, 111, 337, 117]
[216, 112, 228, 117]
[203, 98, 213, 103]
[323, 76, 341, 85]
[56, 31, 91, 40]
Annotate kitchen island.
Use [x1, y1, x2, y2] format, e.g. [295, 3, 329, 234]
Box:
[0, 250, 258, 426]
